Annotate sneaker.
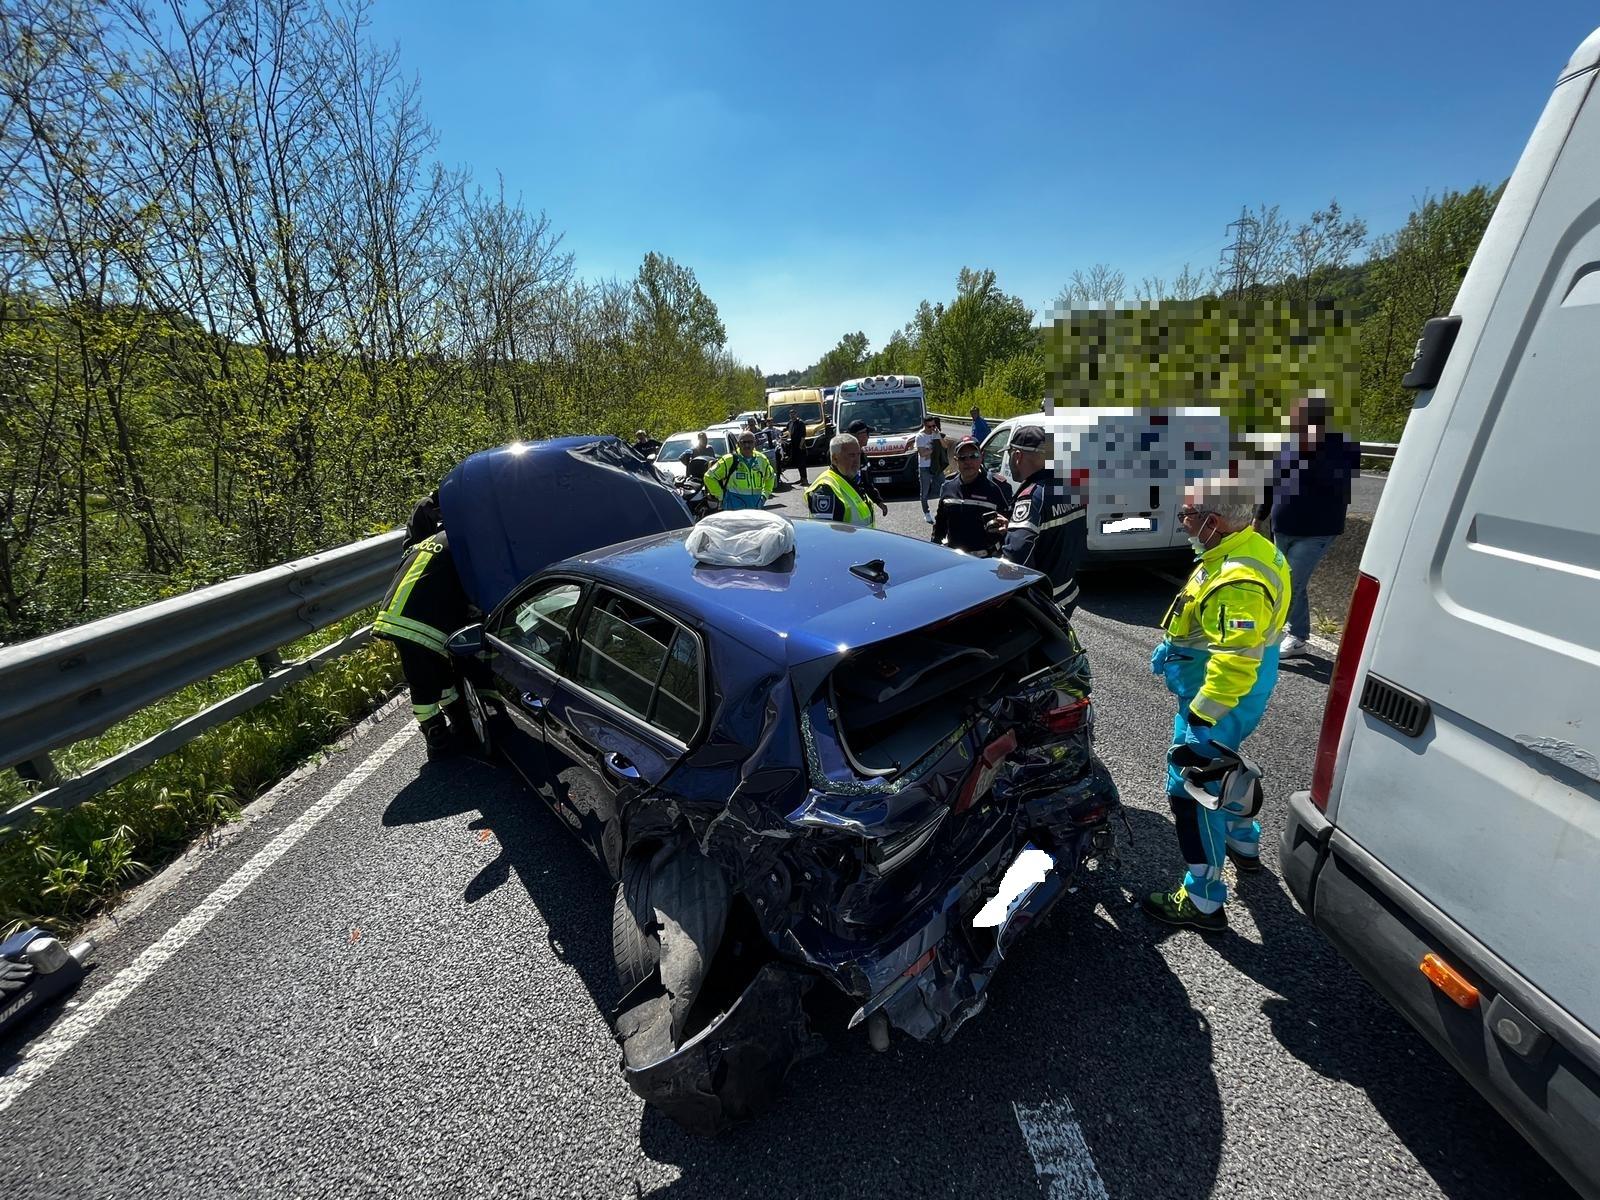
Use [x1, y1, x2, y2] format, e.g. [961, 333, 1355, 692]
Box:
[1141, 885, 1228, 932]
[923, 511, 935, 524]
[1279, 634, 1310, 659]
[1226, 846, 1264, 873]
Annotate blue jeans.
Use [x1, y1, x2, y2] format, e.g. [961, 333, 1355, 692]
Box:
[919, 466, 936, 513]
[1275, 532, 1335, 640]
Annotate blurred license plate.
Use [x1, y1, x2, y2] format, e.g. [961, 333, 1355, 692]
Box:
[1101, 516, 1154, 534]
[874, 474, 895, 484]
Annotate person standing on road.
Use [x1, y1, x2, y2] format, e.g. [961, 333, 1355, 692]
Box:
[845, 419, 890, 519]
[704, 430, 776, 511]
[630, 429, 660, 459]
[1144, 475, 1291, 932]
[374, 498, 474, 759]
[786, 411, 809, 487]
[1254, 394, 1358, 659]
[969, 406, 990, 444]
[914, 414, 943, 524]
[996, 426, 1087, 616]
[805, 434, 875, 526]
[933, 437, 1009, 555]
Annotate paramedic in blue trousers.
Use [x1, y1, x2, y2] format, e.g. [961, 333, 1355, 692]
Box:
[1145, 475, 1291, 931]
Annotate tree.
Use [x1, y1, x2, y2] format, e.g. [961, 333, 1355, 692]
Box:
[1055, 263, 1126, 309]
[813, 330, 869, 386]
[1284, 200, 1368, 304]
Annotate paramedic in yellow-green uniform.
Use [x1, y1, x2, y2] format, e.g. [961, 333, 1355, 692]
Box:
[1144, 475, 1291, 932]
[705, 430, 777, 511]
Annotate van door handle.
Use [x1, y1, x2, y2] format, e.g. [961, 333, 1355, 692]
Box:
[521, 693, 546, 714]
[603, 752, 641, 781]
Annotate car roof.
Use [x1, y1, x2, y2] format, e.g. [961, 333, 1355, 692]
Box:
[990, 405, 1224, 430]
[553, 520, 1043, 668]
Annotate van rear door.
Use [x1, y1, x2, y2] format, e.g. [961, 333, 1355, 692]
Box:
[1331, 63, 1600, 1037]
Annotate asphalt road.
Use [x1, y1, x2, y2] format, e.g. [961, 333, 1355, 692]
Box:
[0, 488, 1568, 1200]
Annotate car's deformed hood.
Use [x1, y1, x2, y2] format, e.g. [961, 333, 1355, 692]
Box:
[439, 436, 692, 613]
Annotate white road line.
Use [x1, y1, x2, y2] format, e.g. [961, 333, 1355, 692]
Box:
[0, 721, 415, 1115]
[1014, 1097, 1110, 1200]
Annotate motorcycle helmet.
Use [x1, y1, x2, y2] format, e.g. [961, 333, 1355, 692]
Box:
[1170, 741, 1264, 819]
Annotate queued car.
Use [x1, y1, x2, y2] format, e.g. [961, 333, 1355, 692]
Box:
[651, 429, 733, 482]
[439, 436, 1123, 1133]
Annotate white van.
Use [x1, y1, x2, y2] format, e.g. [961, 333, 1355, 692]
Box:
[1280, 28, 1600, 1198]
[979, 406, 1232, 564]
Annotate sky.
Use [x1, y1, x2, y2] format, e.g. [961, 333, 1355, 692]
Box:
[366, 1, 1600, 374]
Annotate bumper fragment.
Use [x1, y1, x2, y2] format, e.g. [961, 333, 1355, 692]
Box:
[613, 963, 819, 1136]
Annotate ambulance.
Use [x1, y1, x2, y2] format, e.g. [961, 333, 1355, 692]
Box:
[835, 374, 929, 488]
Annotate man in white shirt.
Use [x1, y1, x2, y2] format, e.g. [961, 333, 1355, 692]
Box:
[914, 414, 940, 524]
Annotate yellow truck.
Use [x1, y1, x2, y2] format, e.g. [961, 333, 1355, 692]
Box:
[765, 387, 831, 464]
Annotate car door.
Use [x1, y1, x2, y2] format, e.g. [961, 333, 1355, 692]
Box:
[540, 588, 706, 879]
[483, 577, 588, 815]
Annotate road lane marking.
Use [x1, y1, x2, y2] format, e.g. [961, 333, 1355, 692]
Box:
[1014, 1096, 1110, 1200]
[0, 721, 416, 1114]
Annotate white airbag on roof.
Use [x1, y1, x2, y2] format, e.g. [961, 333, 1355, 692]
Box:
[684, 509, 795, 568]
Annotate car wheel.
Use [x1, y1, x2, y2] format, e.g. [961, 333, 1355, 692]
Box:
[461, 676, 493, 758]
[612, 854, 660, 994]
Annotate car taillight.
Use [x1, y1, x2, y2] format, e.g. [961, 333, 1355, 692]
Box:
[1044, 698, 1089, 734]
[1310, 571, 1380, 811]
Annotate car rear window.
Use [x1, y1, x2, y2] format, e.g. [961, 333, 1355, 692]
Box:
[827, 591, 1077, 774]
[573, 590, 703, 742]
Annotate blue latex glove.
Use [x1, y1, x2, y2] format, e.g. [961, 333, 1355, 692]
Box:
[1150, 642, 1171, 676]
[1173, 712, 1218, 758]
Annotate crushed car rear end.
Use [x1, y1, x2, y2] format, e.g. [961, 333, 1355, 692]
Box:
[600, 526, 1120, 1132]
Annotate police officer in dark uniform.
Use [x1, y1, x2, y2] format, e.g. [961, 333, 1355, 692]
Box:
[374, 494, 473, 757]
[845, 419, 890, 518]
[999, 425, 1087, 616]
[932, 437, 1009, 555]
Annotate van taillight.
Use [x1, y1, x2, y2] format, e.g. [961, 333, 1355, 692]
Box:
[1310, 572, 1380, 811]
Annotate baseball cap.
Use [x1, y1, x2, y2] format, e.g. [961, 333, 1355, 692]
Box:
[1011, 425, 1049, 451]
[846, 419, 873, 435]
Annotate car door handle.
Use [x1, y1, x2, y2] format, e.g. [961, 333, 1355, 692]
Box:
[603, 752, 641, 781]
[521, 692, 546, 714]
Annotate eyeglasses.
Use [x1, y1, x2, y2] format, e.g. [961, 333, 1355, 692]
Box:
[1176, 507, 1215, 523]
[956, 454, 980, 462]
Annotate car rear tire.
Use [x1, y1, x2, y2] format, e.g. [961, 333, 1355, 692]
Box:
[612, 854, 660, 994]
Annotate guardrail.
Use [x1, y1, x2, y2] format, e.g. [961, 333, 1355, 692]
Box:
[0, 529, 406, 835]
[929, 412, 1399, 463]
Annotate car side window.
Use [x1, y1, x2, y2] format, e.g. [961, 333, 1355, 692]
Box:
[982, 427, 1011, 476]
[573, 591, 703, 741]
[651, 630, 702, 742]
[493, 580, 583, 670]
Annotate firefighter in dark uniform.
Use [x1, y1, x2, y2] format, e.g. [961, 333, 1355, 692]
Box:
[998, 425, 1087, 616]
[374, 493, 473, 756]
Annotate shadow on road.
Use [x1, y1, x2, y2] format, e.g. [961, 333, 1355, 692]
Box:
[633, 872, 1226, 1199]
[1120, 804, 1573, 1200]
[382, 754, 622, 1019]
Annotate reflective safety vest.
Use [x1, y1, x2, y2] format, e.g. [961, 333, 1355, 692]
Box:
[805, 468, 874, 526]
[1158, 527, 1291, 724]
[373, 531, 469, 656]
[704, 452, 775, 510]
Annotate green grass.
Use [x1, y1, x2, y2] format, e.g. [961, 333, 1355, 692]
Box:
[0, 612, 401, 936]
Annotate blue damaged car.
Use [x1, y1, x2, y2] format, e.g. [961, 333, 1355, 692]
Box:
[440, 436, 1122, 1134]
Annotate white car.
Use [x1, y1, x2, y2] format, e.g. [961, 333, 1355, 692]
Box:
[653, 430, 730, 481]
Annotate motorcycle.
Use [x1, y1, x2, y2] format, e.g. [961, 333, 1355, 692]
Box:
[676, 453, 717, 521]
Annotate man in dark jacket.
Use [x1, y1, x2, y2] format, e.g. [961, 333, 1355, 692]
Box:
[375, 500, 473, 756]
[933, 437, 1008, 555]
[998, 425, 1088, 617]
[630, 429, 660, 459]
[786, 412, 809, 486]
[845, 419, 890, 518]
[1255, 395, 1358, 658]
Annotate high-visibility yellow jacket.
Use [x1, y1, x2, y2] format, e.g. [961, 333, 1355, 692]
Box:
[1158, 527, 1291, 723]
[704, 452, 775, 510]
[373, 532, 469, 656]
[805, 468, 874, 526]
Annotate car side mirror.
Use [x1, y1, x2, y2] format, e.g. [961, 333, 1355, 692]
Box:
[446, 622, 484, 657]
